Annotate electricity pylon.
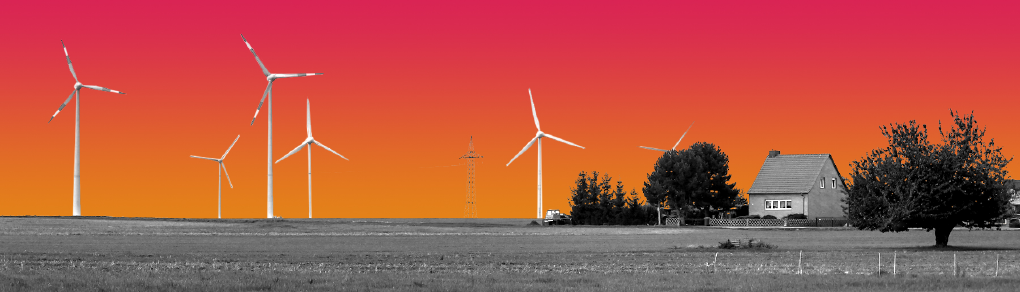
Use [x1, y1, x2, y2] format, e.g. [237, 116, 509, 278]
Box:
[460, 136, 483, 218]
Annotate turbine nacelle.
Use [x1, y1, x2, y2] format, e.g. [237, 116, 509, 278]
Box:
[74, 82, 82, 90]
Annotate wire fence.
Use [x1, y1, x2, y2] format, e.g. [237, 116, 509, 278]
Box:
[699, 250, 1020, 277]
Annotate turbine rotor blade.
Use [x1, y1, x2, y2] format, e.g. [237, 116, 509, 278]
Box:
[190, 155, 220, 161]
[506, 135, 539, 166]
[250, 82, 272, 125]
[82, 85, 125, 94]
[221, 162, 234, 188]
[61, 40, 78, 82]
[49, 89, 77, 123]
[543, 133, 585, 149]
[240, 34, 271, 77]
[274, 73, 323, 78]
[306, 99, 312, 137]
[275, 143, 308, 164]
[221, 135, 240, 159]
[528, 88, 541, 131]
[314, 141, 349, 161]
[639, 146, 668, 152]
[672, 121, 695, 150]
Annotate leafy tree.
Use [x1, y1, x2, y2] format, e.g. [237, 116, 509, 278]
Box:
[642, 142, 741, 219]
[845, 110, 1013, 247]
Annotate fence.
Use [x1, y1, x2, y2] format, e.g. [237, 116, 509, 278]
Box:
[689, 250, 1017, 277]
[706, 218, 849, 227]
[664, 218, 707, 226]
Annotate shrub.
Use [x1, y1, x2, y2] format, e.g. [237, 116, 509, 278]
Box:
[786, 213, 807, 219]
[735, 215, 760, 219]
[746, 238, 776, 249]
[1009, 219, 1020, 228]
[717, 240, 736, 249]
[718, 238, 777, 249]
[735, 205, 749, 217]
[762, 215, 777, 219]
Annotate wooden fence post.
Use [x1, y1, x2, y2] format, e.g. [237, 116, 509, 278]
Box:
[893, 251, 896, 277]
[798, 251, 803, 275]
[878, 253, 881, 276]
[995, 254, 999, 277]
[953, 254, 957, 277]
[714, 252, 719, 273]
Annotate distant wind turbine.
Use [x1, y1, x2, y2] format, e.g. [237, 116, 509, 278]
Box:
[190, 135, 240, 219]
[48, 40, 126, 216]
[241, 34, 323, 218]
[638, 121, 694, 225]
[639, 121, 695, 152]
[506, 89, 585, 219]
[276, 99, 348, 219]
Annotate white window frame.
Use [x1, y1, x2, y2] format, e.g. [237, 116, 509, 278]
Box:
[832, 178, 836, 188]
[765, 200, 793, 210]
[820, 177, 825, 189]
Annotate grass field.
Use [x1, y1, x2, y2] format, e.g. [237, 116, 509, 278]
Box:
[1, 217, 1019, 291]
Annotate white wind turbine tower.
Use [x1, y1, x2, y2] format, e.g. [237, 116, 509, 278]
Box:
[276, 99, 348, 218]
[240, 34, 323, 218]
[506, 89, 585, 219]
[48, 40, 126, 216]
[639, 121, 695, 152]
[190, 135, 240, 219]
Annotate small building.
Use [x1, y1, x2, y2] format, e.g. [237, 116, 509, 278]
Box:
[747, 150, 847, 219]
[1008, 180, 1020, 218]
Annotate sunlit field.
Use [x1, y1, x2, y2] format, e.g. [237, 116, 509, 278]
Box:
[1, 217, 1019, 291]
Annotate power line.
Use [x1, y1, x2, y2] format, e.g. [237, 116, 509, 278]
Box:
[459, 136, 483, 218]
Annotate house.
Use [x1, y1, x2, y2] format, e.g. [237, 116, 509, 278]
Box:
[747, 150, 846, 219]
[1008, 180, 1020, 218]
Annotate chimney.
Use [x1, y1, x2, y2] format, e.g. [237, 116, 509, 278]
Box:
[768, 150, 780, 158]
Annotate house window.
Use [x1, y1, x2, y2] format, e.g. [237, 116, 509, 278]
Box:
[820, 177, 825, 189]
[765, 200, 793, 210]
[832, 178, 836, 188]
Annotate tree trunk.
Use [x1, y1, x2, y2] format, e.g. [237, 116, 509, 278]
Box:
[934, 222, 955, 247]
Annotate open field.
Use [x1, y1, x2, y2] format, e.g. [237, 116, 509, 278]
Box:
[1, 217, 1020, 291]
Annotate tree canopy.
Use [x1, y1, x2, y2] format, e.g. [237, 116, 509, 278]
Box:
[569, 171, 653, 225]
[642, 142, 741, 218]
[845, 110, 1013, 247]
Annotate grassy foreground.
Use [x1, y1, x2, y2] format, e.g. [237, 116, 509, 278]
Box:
[1, 217, 1019, 291]
[3, 269, 1020, 292]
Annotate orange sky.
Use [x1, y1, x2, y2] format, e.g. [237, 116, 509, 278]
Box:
[1, 1, 1018, 218]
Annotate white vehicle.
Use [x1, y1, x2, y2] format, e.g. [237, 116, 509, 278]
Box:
[544, 210, 570, 225]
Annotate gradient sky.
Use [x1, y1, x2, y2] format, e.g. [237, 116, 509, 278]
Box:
[1, 1, 1018, 218]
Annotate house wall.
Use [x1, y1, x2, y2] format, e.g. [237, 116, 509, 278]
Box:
[748, 193, 806, 218]
[808, 157, 847, 219]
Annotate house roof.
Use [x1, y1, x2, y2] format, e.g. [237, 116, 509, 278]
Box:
[748, 154, 832, 194]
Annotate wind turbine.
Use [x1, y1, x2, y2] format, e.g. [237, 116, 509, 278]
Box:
[506, 89, 585, 219]
[638, 121, 693, 225]
[240, 34, 323, 218]
[276, 99, 348, 218]
[47, 40, 126, 216]
[639, 121, 695, 152]
[190, 135, 240, 219]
